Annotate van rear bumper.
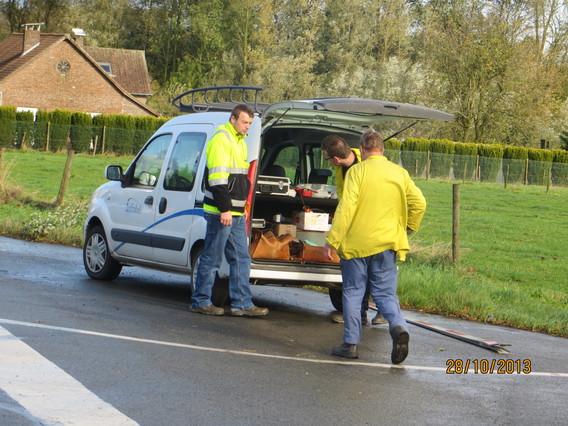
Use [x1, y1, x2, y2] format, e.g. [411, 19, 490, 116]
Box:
[250, 263, 342, 285]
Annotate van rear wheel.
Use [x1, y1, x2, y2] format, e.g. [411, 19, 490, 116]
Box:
[190, 246, 229, 307]
[329, 288, 342, 311]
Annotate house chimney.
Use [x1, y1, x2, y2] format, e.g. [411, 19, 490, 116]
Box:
[21, 23, 43, 55]
[72, 28, 86, 47]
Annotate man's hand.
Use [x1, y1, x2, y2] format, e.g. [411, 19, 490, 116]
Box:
[323, 243, 337, 261]
[220, 211, 232, 226]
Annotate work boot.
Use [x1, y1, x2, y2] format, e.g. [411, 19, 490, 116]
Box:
[331, 312, 369, 325]
[371, 312, 388, 325]
[190, 305, 224, 316]
[390, 325, 410, 364]
[230, 306, 269, 317]
[331, 343, 359, 359]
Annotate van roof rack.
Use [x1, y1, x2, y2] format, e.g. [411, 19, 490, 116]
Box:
[172, 86, 269, 114]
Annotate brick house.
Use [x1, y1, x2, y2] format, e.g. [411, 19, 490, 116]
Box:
[0, 24, 159, 117]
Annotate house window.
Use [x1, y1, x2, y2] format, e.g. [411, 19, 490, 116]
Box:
[98, 62, 112, 74]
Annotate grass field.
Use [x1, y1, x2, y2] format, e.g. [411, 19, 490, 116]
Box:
[1, 149, 567, 337]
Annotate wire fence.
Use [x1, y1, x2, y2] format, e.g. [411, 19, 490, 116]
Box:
[385, 150, 568, 188]
[5, 121, 568, 188]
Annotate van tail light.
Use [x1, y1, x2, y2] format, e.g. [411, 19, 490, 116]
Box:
[245, 159, 258, 233]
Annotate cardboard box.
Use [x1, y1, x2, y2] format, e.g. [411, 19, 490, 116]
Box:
[274, 224, 297, 238]
[293, 211, 330, 231]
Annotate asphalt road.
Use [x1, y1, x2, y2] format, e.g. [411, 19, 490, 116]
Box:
[0, 236, 567, 425]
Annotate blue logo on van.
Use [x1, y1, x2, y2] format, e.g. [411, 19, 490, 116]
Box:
[126, 198, 142, 214]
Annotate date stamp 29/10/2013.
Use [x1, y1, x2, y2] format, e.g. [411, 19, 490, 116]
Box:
[446, 359, 532, 374]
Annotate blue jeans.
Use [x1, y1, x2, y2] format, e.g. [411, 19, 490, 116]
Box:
[191, 213, 253, 311]
[340, 250, 407, 344]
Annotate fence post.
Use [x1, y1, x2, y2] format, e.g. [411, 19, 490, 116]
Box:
[55, 149, 74, 206]
[101, 126, 106, 154]
[475, 155, 480, 182]
[504, 165, 509, 188]
[426, 151, 430, 180]
[46, 122, 51, 152]
[452, 184, 460, 264]
[524, 158, 529, 185]
[92, 135, 98, 156]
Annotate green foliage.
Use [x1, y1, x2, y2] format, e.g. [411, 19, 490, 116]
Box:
[48, 109, 72, 152]
[34, 110, 50, 150]
[560, 130, 568, 150]
[429, 139, 455, 178]
[477, 144, 504, 182]
[551, 149, 568, 186]
[384, 137, 401, 164]
[0, 106, 17, 148]
[70, 112, 93, 153]
[527, 148, 554, 185]
[401, 137, 431, 177]
[453, 142, 478, 180]
[15, 111, 34, 149]
[503, 146, 528, 184]
[133, 116, 164, 153]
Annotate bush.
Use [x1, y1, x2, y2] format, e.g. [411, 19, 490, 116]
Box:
[34, 110, 50, 150]
[70, 112, 93, 153]
[527, 148, 554, 185]
[0, 106, 17, 148]
[502, 146, 528, 184]
[429, 139, 455, 179]
[384, 137, 401, 164]
[401, 137, 431, 177]
[478, 143, 503, 183]
[48, 109, 72, 151]
[105, 114, 136, 155]
[453, 142, 478, 181]
[551, 149, 568, 186]
[15, 111, 35, 149]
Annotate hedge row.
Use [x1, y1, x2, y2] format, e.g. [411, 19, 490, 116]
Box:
[0, 106, 168, 154]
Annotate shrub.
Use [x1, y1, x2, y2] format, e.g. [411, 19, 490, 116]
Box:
[0, 106, 17, 148]
[384, 137, 401, 164]
[401, 137, 431, 177]
[70, 112, 93, 153]
[478, 143, 504, 183]
[429, 139, 455, 179]
[48, 109, 72, 151]
[34, 110, 50, 150]
[527, 148, 554, 186]
[15, 111, 35, 149]
[502, 146, 528, 184]
[551, 149, 568, 186]
[453, 142, 478, 181]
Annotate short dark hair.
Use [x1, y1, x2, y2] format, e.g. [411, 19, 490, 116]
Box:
[359, 129, 384, 152]
[321, 135, 352, 159]
[231, 104, 255, 120]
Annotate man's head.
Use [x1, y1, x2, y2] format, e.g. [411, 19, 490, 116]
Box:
[321, 135, 353, 166]
[230, 104, 255, 136]
[359, 130, 384, 160]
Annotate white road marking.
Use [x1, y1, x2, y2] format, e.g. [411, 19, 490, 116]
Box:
[0, 325, 138, 425]
[1, 318, 567, 378]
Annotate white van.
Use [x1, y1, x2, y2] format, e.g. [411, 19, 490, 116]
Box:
[83, 86, 452, 308]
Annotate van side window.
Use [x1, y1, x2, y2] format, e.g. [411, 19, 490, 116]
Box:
[164, 132, 207, 192]
[132, 134, 172, 187]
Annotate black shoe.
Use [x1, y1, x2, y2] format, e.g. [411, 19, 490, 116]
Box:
[390, 326, 409, 364]
[331, 343, 359, 359]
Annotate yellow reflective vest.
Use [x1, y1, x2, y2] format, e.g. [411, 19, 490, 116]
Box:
[326, 155, 426, 261]
[203, 122, 250, 215]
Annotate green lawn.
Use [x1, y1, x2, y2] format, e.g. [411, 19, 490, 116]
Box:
[1, 150, 567, 336]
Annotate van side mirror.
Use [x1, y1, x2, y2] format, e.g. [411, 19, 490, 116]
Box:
[105, 165, 123, 181]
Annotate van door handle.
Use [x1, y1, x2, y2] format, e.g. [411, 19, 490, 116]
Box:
[144, 196, 153, 205]
[158, 197, 167, 214]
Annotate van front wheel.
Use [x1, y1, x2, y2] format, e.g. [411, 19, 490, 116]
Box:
[190, 246, 229, 307]
[329, 288, 343, 311]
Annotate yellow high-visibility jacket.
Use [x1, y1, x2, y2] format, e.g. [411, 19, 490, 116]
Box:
[203, 122, 250, 215]
[334, 148, 361, 200]
[326, 155, 426, 261]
